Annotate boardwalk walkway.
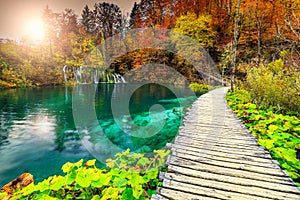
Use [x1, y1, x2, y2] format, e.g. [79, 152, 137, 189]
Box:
[153, 87, 300, 200]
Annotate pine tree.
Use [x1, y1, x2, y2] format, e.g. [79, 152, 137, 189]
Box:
[81, 5, 95, 33]
[129, 2, 139, 28]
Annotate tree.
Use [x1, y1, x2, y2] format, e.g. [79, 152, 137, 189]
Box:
[81, 5, 95, 33]
[42, 5, 59, 60]
[230, 0, 241, 92]
[129, 2, 139, 28]
[93, 2, 123, 39]
[173, 13, 215, 49]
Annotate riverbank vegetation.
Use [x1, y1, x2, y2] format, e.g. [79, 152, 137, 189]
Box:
[0, 149, 170, 200]
[226, 54, 300, 186]
[1, 0, 299, 88]
[227, 89, 300, 186]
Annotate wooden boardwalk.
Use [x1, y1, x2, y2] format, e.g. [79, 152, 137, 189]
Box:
[152, 87, 300, 200]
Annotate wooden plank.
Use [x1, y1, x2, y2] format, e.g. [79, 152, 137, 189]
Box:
[170, 148, 280, 169]
[162, 179, 269, 200]
[168, 143, 274, 164]
[174, 140, 269, 156]
[174, 138, 262, 151]
[175, 135, 259, 147]
[151, 193, 170, 200]
[170, 142, 272, 159]
[157, 188, 217, 200]
[168, 153, 285, 177]
[168, 165, 300, 195]
[164, 173, 300, 200]
[178, 131, 256, 141]
[167, 156, 295, 185]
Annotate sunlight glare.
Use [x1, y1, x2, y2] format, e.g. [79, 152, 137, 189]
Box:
[25, 19, 45, 41]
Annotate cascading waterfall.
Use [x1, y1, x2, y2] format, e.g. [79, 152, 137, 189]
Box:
[94, 69, 98, 84]
[64, 65, 126, 84]
[63, 65, 68, 82]
[112, 74, 117, 83]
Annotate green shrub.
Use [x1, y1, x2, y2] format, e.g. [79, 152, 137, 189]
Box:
[0, 149, 170, 200]
[189, 83, 210, 96]
[243, 59, 300, 114]
[227, 90, 300, 187]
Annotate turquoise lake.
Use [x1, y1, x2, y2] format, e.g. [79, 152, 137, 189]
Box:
[0, 83, 196, 186]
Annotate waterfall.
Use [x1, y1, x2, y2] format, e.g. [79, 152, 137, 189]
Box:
[66, 66, 126, 84]
[94, 69, 98, 84]
[73, 67, 79, 83]
[63, 65, 68, 82]
[120, 76, 126, 83]
[112, 74, 117, 83]
[114, 73, 126, 83]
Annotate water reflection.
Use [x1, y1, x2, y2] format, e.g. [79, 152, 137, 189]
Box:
[0, 84, 195, 186]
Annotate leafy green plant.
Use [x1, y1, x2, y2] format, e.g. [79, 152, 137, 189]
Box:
[0, 149, 170, 200]
[243, 58, 300, 114]
[227, 89, 300, 187]
[189, 83, 213, 96]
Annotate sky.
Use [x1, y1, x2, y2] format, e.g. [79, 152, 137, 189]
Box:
[0, 0, 137, 40]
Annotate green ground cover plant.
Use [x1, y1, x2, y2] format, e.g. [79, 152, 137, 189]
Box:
[0, 149, 170, 200]
[227, 89, 300, 186]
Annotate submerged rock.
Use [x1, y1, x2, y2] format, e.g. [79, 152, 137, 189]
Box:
[1, 173, 34, 195]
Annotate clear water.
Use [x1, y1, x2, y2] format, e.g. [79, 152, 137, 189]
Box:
[0, 83, 196, 186]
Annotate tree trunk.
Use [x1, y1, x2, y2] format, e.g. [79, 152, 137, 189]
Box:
[231, 0, 241, 92]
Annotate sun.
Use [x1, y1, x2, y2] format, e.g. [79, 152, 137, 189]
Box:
[25, 20, 45, 41]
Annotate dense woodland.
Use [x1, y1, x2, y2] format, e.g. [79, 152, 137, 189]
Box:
[0, 0, 299, 111]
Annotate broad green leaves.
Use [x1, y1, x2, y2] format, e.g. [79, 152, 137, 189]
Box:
[4, 149, 169, 199]
[227, 90, 300, 186]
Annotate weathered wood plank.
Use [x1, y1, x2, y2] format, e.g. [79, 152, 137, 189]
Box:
[168, 154, 287, 177]
[167, 143, 274, 164]
[178, 131, 257, 141]
[174, 138, 263, 151]
[167, 165, 300, 195]
[156, 188, 217, 200]
[170, 141, 272, 159]
[162, 179, 269, 200]
[175, 135, 259, 147]
[167, 153, 294, 185]
[164, 173, 300, 199]
[170, 148, 280, 169]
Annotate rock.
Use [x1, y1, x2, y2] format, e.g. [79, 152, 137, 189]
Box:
[1, 173, 34, 195]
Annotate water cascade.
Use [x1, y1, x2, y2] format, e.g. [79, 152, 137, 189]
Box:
[65, 65, 126, 84]
[63, 65, 68, 82]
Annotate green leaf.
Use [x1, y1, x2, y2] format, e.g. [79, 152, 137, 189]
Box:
[0, 192, 8, 199]
[268, 124, 279, 134]
[76, 168, 92, 188]
[91, 195, 101, 200]
[49, 176, 65, 191]
[137, 157, 150, 166]
[86, 159, 96, 167]
[129, 173, 145, 187]
[36, 178, 51, 192]
[91, 173, 112, 187]
[113, 177, 127, 188]
[132, 185, 144, 199]
[101, 187, 119, 200]
[62, 162, 74, 173]
[121, 188, 135, 200]
[106, 158, 116, 169]
[146, 169, 158, 180]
